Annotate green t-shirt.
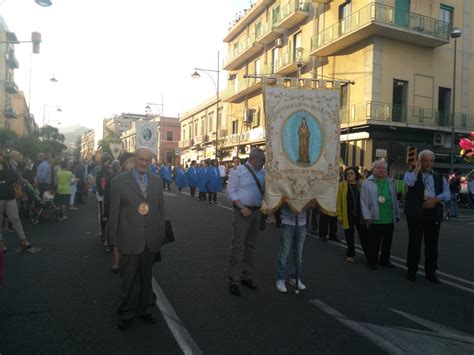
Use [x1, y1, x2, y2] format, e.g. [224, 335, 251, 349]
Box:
[374, 178, 393, 224]
[57, 170, 73, 195]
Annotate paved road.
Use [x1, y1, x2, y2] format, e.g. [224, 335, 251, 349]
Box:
[1, 188, 473, 354]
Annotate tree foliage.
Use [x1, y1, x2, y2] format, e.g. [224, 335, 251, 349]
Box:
[97, 128, 120, 157]
[0, 127, 67, 158]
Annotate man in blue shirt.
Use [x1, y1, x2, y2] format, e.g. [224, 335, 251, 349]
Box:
[227, 148, 265, 296]
[34, 153, 53, 198]
[403, 150, 450, 283]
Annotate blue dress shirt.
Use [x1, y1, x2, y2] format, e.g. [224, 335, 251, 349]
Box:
[403, 171, 450, 202]
[227, 163, 265, 207]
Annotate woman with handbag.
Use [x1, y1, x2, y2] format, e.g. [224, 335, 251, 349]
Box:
[0, 152, 32, 252]
[336, 167, 369, 263]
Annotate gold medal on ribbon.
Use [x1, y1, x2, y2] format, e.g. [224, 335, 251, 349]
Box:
[378, 196, 385, 204]
[138, 202, 150, 215]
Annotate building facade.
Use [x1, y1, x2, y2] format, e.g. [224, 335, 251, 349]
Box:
[181, 0, 474, 173]
[102, 113, 148, 138]
[81, 129, 96, 160]
[8, 91, 37, 136]
[120, 116, 181, 164]
[0, 17, 22, 132]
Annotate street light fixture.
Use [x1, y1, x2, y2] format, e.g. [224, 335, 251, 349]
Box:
[191, 51, 220, 161]
[449, 27, 462, 174]
[35, 0, 52, 6]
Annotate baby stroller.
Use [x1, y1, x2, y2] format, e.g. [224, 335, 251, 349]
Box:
[30, 189, 63, 224]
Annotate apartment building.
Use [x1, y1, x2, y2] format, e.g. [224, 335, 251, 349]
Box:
[179, 96, 227, 164]
[120, 116, 181, 164]
[181, 0, 474, 172]
[81, 129, 96, 160]
[102, 113, 148, 138]
[0, 17, 21, 131]
[8, 91, 37, 136]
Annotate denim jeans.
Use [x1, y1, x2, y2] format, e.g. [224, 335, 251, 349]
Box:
[276, 224, 306, 280]
[450, 194, 458, 217]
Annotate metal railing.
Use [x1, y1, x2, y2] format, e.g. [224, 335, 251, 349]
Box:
[340, 102, 474, 130]
[311, 2, 449, 50]
[273, 49, 309, 72]
[224, 35, 259, 67]
[273, 0, 310, 27]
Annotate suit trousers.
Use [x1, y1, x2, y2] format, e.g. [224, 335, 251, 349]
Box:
[319, 212, 337, 238]
[229, 209, 260, 284]
[406, 210, 440, 277]
[367, 223, 394, 266]
[190, 186, 196, 197]
[117, 248, 157, 320]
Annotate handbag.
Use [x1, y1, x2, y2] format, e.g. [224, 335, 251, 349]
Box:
[243, 164, 267, 231]
[162, 220, 175, 245]
[12, 183, 24, 200]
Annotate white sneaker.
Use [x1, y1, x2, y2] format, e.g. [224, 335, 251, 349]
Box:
[289, 279, 306, 290]
[276, 280, 288, 293]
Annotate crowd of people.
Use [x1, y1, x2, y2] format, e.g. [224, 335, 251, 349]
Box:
[0, 151, 95, 254]
[226, 149, 452, 297]
[1, 145, 471, 329]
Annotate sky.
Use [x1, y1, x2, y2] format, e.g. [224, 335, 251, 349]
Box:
[0, 0, 251, 139]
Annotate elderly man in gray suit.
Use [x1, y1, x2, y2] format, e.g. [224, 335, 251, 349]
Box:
[108, 147, 165, 330]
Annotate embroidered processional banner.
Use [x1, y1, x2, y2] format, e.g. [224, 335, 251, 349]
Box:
[262, 86, 340, 215]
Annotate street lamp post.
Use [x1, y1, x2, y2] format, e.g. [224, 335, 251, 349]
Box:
[191, 51, 220, 161]
[43, 104, 61, 126]
[449, 27, 462, 174]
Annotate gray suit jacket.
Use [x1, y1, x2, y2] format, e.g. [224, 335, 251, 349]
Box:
[108, 171, 165, 254]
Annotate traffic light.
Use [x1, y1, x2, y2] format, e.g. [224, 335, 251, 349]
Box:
[406, 146, 417, 164]
[31, 32, 41, 54]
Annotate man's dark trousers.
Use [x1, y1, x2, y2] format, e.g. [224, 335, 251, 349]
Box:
[319, 212, 337, 238]
[118, 248, 157, 320]
[406, 209, 440, 277]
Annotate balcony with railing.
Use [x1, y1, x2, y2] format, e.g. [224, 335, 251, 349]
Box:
[310, 3, 450, 57]
[340, 102, 474, 131]
[4, 107, 18, 119]
[223, 76, 265, 103]
[6, 52, 19, 69]
[223, 35, 263, 71]
[4, 81, 19, 94]
[274, 48, 310, 75]
[272, 0, 310, 31]
[255, 21, 285, 45]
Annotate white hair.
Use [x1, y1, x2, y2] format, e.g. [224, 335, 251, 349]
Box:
[371, 159, 388, 170]
[418, 149, 435, 160]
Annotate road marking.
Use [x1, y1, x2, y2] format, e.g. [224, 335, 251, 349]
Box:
[152, 278, 202, 355]
[320, 237, 474, 295]
[311, 300, 474, 353]
[216, 204, 233, 211]
[310, 300, 405, 355]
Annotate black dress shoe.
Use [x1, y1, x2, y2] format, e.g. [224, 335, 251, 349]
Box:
[141, 313, 157, 324]
[328, 236, 340, 242]
[241, 279, 258, 290]
[319, 236, 328, 242]
[229, 284, 241, 296]
[405, 272, 417, 281]
[111, 266, 120, 274]
[367, 264, 377, 270]
[117, 319, 132, 330]
[425, 275, 440, 283]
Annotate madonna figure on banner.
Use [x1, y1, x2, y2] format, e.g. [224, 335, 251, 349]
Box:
[297, 118, 310, 164]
